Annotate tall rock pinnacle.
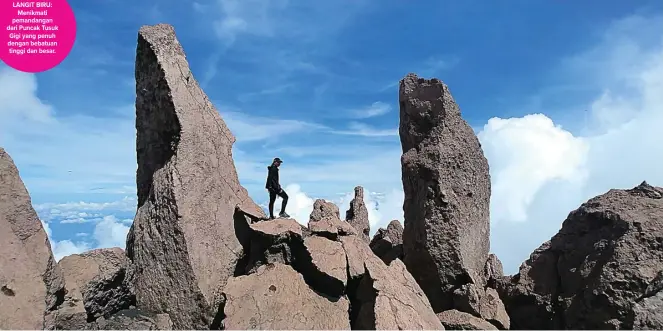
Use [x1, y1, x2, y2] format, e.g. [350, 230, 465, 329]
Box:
[0, 147, 65, 329]
[345, 186, 370, 243]
[398, 73, 491, 313]
[126, 23, 264, 329]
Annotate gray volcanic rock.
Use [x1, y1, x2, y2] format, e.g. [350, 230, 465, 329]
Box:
[497, 182, 663, 329]
[90, 309, 173, 330]
[0, 147, 65, 329]
[399, 73, 491, 312]
[302, 236, 348, 296]
[310, 199, 341, 222]
[437, 310, 497, 330]
[49, 248, 133, 329]
[345, 186, 370, 243]
[340, 234, 442, 330]
[369, 220, 404, 264]
[126, 23, 264, 329]
[484, 254, 504, 285]
[241, 218, 305, 274]
[225, 207, 441, 330]
[58, 248, 133, 320]
[309, 199, 356, 238]
[453, 284, 509, 329]
[222, 263, 350, 330]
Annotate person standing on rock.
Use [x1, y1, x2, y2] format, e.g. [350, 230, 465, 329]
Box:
[266, 157, 290, 219]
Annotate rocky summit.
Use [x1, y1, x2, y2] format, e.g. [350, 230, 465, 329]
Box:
[0, 22, 661, 330]
[496, 181, 663, 330]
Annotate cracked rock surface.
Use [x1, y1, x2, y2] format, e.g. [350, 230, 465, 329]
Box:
[341, 235, 442, 330]
[224, 205, 441, 330]
[222, 263, 351, 330]
[497, 182, 663, 329]
[125, 23, 264, 329]
[399, 73, 491, 312]
[309, 200, 357, 238]
[0, 148, 65, 330]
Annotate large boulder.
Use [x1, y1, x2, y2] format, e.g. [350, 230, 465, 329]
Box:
[369, 219, 404, 264]
[398, 73, 491, 312]
[497, 182, 663, 329]
[125, 23, 264, 329]
[345, 186, 370, 243]
[309, 199, 357, 238]
[221, 263, 351, 330]
[56, 248, 133, 322]
[0, 147, 65, 329]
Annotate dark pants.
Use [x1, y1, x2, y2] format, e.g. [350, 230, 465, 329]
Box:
[268, 189, 288, 218]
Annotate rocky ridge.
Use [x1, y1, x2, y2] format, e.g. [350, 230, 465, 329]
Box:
[0, 22, 661, 330]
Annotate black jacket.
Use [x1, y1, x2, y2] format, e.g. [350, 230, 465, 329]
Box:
[266, 165, 280, 191]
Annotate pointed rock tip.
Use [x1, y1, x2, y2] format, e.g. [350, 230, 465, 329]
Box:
[138, 23, 176, 38]
[353, 186, 364, 199]
[400, 72, 446, 87]
[387, 219, 403, 230]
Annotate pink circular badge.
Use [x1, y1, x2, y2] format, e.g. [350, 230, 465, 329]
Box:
[0, 0, 77, 73]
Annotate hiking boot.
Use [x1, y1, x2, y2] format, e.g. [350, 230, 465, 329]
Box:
[279, 211, 290, 218]
[269, 215, 276, 220]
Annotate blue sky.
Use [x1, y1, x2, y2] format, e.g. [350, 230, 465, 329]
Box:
[1, 0, 662, 273]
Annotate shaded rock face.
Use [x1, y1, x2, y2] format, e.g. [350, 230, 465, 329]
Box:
[54, 248, 133, 325]
[345, 186, 370, 243]
[0, 147, 65, 329]
[126, 23, 264, 329]
[90, 309, 173, 330]
[497, 182, 663, 329]
[484, 254, 504, 286]
[369, 220, 404, 264]
[399, 73, 491, 312]
[221, 205, 442, 330]
[437, 310, 498, 330]
[453, 284, 509, 329]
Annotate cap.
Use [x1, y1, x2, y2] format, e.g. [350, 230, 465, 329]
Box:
[273, 157, 283, 163]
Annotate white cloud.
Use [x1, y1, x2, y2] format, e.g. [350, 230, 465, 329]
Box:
[349, 102, 391, 119]
[0, 67, 55, 123]
[330, 122, 398, 137]
[220, 110, 325, 142]
[51, 240, 91, 261]
[478, 114, 589, 223]
[479, 15, 663, 274]
[34, 197, 136, 222]
[0, 68, 136, 196]
[93, 215, 131, 249]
